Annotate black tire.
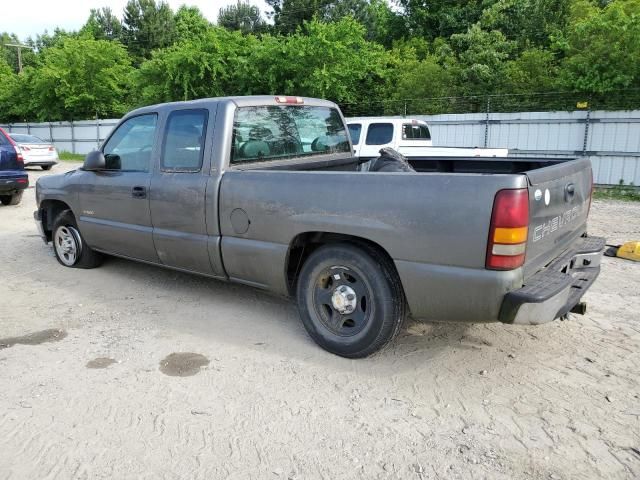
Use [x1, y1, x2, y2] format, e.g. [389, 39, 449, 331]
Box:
[52, 210, 103, 269]
[0, 191, 23, 206]
[296, 243, 406, 358]
[41, 165, 52, 171]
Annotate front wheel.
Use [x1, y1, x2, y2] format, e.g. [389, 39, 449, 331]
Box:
[0, 191, 23, 206]
[296, 243, 406, 358]
[52, 210, 103, 269]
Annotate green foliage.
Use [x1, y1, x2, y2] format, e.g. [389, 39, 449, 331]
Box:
[556, 0, 640, 93]
[80, 7, 123, 41]
[175, 6, 211, 41]
[21, 38, 133, 121]
[218, 1, 266, 34]
[266, 0, 330, 34]
[121, 0, 176, 61]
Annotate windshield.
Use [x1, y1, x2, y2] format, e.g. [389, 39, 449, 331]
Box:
[231, 105, 350, 164]
[10, 134, 47, 144]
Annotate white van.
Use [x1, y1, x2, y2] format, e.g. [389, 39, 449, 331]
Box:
[346, 117, 508, 160]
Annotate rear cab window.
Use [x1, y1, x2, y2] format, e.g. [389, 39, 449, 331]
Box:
[365, 123, 394, 145]
[402, 123, 431, 141]
[231, 105, 350, 165]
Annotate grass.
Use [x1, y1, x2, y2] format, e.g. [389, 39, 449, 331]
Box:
[58, 151, 85, 162]
[594, 184, 640, 202]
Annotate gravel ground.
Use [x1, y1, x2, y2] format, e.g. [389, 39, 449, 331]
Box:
[0, 163, 639, 480]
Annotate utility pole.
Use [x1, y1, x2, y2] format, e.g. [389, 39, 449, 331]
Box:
[4, 43, 31, 73]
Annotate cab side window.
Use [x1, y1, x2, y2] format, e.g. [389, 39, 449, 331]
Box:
[161, 109, 208, 172]
[365, 123, 393, 145]
[348, 123, 362, 145]
[103, 114, 157, 172]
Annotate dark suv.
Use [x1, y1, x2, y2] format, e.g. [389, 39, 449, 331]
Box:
[0, 127, 28, 205]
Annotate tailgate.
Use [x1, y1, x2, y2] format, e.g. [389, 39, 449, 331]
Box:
[524, 158, 592, 277]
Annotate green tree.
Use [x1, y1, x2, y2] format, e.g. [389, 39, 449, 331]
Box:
[24, 38, 134, 120]
[255, 18, 396, 114]
[0, 58, 21, 120]
[133, 27, 261, 104]
[266, 0, 331, 34]
[80, 7, 123, 41]
[121, 0, 176, 61]
[175, 6, 211, 41]
[556, 0, 640, 93]
[447, 25, 515, 96]
[395, 0, 492, 40]
[480, 0, 572, 48]
[320, 0, 403, 45]
[218, 1, 266, 33]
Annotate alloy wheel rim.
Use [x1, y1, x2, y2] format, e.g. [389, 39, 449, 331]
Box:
[54, 226, 79, 266]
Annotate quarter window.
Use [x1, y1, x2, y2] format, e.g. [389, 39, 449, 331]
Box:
[103, 114, 157, 172]
[348, 123, 362, 145]
[161, 109, 208, 172]
[365, 123, 393, 145]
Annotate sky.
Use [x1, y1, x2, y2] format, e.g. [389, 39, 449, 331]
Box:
[3, 0, 269, 42]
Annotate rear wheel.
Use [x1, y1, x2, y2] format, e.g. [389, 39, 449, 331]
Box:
[41, 165, 52, 171]
[52, 210, 103, 269]
[0, 191, 23, 206]
[296, 243, 406, 358]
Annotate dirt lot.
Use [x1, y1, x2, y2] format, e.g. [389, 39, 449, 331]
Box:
[1, 163, 638, 480]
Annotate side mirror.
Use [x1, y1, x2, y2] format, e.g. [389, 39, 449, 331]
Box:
[83, 150, 105, 171]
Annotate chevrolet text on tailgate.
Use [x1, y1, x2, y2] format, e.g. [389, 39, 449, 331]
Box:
[34, 96, 605, 358]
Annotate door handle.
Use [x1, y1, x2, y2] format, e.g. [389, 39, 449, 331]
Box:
[132, 186, 147, 199]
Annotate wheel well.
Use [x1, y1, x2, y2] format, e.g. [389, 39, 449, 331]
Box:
[40, 200, 72, 241]
[285, 232, 402, 296]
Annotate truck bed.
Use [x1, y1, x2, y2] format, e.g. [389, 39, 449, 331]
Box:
[235, 154, 570, 175]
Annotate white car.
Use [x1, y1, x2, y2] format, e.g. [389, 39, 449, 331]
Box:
[9, 134, 59, 170]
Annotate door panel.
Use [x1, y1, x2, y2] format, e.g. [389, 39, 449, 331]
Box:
[150, 108, 220, 276]
[358, 122, 395, 159]
[78, 171, 157, 262]
[150, 173, 214, 274]
[77, 113, 158, 262]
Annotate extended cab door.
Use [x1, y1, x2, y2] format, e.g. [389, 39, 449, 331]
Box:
[149, 106, 221, 276]
[357, 121, 396, 160]
[77, 113, 158, 262]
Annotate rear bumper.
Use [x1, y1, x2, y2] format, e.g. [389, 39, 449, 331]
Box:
[25, 160, 57, 167]
[499, 236, 605, 324]
[0, 175, 29, 193]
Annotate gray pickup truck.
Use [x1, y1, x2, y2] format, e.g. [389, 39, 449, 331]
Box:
[34, 96, 604, 357]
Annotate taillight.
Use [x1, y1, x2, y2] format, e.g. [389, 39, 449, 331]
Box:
[48, 146, 55, 151]
[13, 145, 24, 165]
[4, 131, 25, 165]
[486, 188, 529, 270]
